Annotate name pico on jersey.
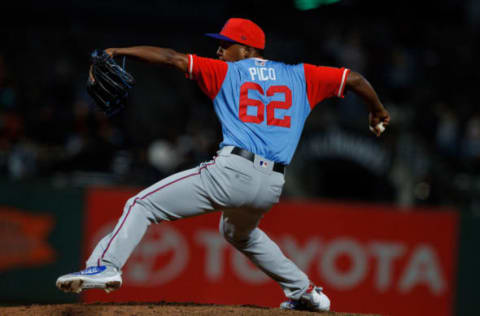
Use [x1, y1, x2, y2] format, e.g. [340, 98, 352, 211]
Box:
[187, 54, 350, 165]
[248, 66, 276, 81]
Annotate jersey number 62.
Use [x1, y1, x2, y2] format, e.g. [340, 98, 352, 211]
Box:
[239, 82, 292, 128]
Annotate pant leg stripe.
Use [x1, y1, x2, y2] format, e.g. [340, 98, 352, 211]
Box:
[97, 159, 216, 266]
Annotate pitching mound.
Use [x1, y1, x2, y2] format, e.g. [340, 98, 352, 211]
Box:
[1, 302, 381, 316]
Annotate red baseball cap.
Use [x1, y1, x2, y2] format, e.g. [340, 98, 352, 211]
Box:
[205, 18, 265, 50]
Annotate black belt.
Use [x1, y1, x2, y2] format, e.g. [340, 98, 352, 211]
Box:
[231, 147, 286, 174]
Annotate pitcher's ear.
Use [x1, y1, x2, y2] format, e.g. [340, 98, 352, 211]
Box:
[242, 45, 254, 59]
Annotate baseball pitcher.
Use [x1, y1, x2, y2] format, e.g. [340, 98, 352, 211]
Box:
[57, 18, 390, 312]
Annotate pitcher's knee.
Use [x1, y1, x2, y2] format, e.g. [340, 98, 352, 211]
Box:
[219, 220, 250, 248]
[124, 196, 157, 223]
[124, 196, 137, 209]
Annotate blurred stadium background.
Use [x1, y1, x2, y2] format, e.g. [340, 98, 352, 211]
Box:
[0, 1, 479, 315]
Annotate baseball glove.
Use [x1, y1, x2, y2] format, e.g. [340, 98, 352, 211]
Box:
[86, 49, 135, 116]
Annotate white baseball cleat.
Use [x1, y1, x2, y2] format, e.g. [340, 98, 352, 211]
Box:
[280, 284, 331, 312]
[56, 265, 122, 294]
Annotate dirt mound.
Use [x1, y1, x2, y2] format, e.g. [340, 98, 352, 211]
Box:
[1, 302, 381, 316]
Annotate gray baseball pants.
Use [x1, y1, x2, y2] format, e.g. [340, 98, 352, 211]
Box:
[86, 145, 310, 300]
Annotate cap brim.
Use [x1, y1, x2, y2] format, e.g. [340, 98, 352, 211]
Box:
[205, 33, 237, 43]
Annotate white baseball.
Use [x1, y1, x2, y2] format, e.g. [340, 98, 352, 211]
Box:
[369, 122, 385, 134]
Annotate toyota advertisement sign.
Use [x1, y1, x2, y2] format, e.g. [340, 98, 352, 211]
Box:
[82, 188, 458, 316]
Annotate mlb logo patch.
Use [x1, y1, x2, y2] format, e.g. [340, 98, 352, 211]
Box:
[255, 59, 266, 66]
[260, 161, 268, 168]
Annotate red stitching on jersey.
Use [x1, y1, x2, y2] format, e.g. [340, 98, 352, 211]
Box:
[98, 158, 217, 266]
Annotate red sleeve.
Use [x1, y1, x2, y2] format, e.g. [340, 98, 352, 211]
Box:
[303, 64, 350, 109]
[186, 54, 228, 100]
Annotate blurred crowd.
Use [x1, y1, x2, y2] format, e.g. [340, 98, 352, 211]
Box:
[1, 0, 479, 210]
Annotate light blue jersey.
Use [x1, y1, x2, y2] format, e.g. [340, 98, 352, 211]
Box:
[213, 58, 311, 165]
[188, 54, 348, 164]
